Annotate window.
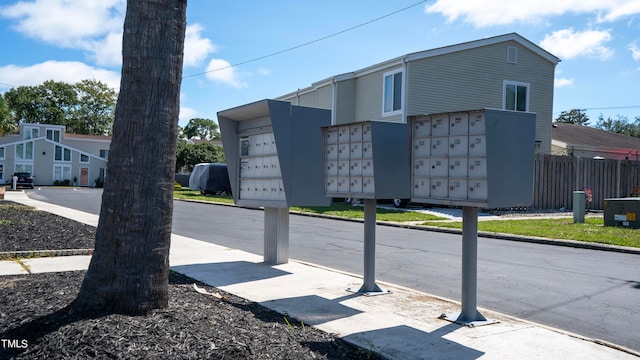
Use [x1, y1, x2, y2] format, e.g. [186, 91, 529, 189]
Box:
[503, 81, 529, 112]
[23, 127, 39, 140]
[55, 145, 71, 162]
[46, 129, 61, 142]
[15, 142, 34, 160]
[0, 163, 3, 181]
[15, 163, 33, 174]
[53, 165, 71, 181]
[382, 70, 403, 115]
[80, 154, 90, 163]
[0, 147, 4, 160]
[100, 149, 109, 159]
[507, 46, 517, 64]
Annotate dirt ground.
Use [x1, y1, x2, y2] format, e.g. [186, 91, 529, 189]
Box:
[0, 201, 375, 359]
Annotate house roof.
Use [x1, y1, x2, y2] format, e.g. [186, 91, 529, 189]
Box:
[65, 133, 112, 141]
[284, 33, 560, 97]
[552, 122, 640, 150]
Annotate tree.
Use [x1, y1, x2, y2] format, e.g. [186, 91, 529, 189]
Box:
[182, 117, 220, 140]
[68, 79, 117, 135]
[0, 95, 17, 136]
[595, 114, 640, 138]
[176, 141, 225, 172]
[73, 0, 187, 314]
[555, 109, 589, 125]
[3, 79, 116, 135]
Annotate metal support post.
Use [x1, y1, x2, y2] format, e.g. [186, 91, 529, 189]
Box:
[348, 199, 390, 295]
[263, 207, 289, 265]
[442, 207, 496, 326]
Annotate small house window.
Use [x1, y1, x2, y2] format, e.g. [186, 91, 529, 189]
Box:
[80, 154, 90, 163]
[0, 147, 4, 160]
[55, 145, 71, 162]
[15, 142, 34, 160]
[46, 129, 61, 142]
[23, 127, 39, 140]
[507, 46, 518, 64]
[382, 69, 403, 115]
[503, 81, 529, 112]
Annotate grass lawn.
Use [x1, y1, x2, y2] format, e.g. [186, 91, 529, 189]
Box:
[173, 189, 444, 222]
[421, 217, 640, 248]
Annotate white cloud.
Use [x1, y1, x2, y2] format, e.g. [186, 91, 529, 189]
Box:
[425, 0, 640, 27]
[205, 58, 246, 88]
[1, 1, 215, 70]
[540, 29, 613, 60]
[630, 42, 640, 61]
[1, 0, 125, 46]
[179, 106, 198, 126]
[0, 61, 121, 90]
[184, 24, 216, 68]
[555, 77, 574, 87]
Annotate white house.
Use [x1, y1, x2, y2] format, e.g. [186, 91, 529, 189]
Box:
[0, 123, 110, 186]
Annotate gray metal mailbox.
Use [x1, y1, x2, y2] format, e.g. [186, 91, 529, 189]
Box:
[322, 121, 410, 200]
[408, 109, 536, 209]
[219, 99, 331, 208]
[218, 99, 331, 264]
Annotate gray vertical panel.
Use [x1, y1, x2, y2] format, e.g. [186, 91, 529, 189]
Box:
[263, 207, 289, 265]
[288, 106, 331, 206]
[218, 117, 240, 202]
[485, 109, 536, 208]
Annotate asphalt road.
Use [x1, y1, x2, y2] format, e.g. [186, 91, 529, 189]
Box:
[25, 187, 640, 352]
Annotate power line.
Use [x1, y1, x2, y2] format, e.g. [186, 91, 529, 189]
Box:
[182, 0, 429, 79]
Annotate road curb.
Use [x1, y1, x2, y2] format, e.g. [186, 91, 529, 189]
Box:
[175, 198, 640, 255]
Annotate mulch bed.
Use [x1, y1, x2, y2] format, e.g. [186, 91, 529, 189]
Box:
[0, 201, 376, 359]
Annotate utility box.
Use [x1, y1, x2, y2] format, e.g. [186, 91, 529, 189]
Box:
[322, 121, 410, 200]
[218, 99, 331, 208]
[408, 109, 536, 209]
[603, 198, 640, 228]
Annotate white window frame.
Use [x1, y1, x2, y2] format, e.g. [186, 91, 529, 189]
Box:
[507, 46, 518, 64]
[23, 126, 39, 140]
[15, 141, 34, 160]
[54, 145, 72, 162]
[46, 128, 61, 143]
[14, 163, 33, 174]
[80, 153, 90, 163]
[503, 80, 530, 112]
[382, 69, 404, 117]
[53, 164, 72, 182]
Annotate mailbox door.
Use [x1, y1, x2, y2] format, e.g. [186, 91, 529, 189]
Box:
[413, 138, 430, 157]
[449, 112, 469, 135]
[469, 135, 486, 156]
[431, 137, 449, 156]
[413, 177, 430, 197]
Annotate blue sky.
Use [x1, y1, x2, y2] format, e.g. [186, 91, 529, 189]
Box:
[1, 0, 639, 127]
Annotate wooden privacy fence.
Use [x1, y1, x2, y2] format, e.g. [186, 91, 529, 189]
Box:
[532, 154, 640, 210]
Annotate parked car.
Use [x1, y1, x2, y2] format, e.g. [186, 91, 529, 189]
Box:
[10, 172, 35, 189]
[188, 163, 232, 195]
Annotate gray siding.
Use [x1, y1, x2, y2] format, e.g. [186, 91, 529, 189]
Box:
[298, 91, 317, 107]
[406, 40, 555, 152]
[355, 66, 403, 123]
[317, 84, 333, 109]
[335, 79, 356, 124]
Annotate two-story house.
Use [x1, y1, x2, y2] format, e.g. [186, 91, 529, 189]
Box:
[277, 32, 560, 153]
[0, 123, 110, 186]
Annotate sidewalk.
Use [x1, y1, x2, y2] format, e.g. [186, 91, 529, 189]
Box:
[1, 190, 638, 359]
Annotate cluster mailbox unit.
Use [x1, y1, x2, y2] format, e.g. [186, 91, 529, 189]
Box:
[323, 121, 410, 200]
[409, 109, 536, 208]
[408, 108, 537, 325]
[322, 121, 409, 294]
[218, 99, 331, 264]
